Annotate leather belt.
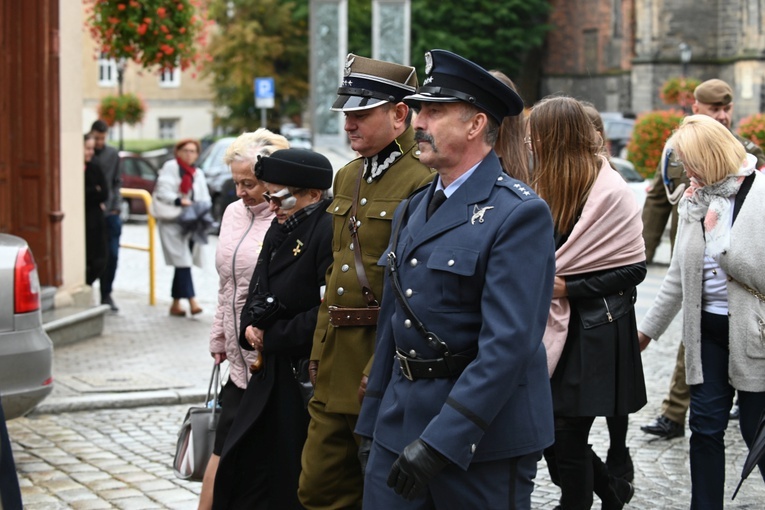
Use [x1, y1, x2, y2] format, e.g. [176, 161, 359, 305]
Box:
[328, 305, 379, 327]
[395, 349, 474, 381]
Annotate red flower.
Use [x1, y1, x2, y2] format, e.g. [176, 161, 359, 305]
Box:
[108, 16, 119, 24]
[137, 24, 147, 35]
[177, 3, 184, 10]
[157, 7, 166, 18]
[117, 4, 126, 10]
[166, 34, 173, 41]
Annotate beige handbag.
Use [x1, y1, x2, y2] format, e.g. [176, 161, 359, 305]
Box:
[150, 197, 182, 221]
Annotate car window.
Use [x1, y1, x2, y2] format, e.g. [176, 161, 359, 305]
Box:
[605, 120, 634, 140]
[136, 159, 157, 180]
[122, 158, 137, 177]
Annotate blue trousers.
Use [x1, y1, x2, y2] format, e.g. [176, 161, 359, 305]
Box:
[363, 440, 541, 510]
[99, 213, 121, 300]
[689, 312, 765, 509]
[171, 267, 195, 299]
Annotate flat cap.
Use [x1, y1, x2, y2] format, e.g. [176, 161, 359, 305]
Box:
[404, 49, 524, 123]
[255, 149, 333, 190]
[694, 79, 733, 106]
[331, 54, 418, 112]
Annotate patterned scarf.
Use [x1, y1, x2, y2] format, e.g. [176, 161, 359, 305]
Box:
[280, 200, 324, 234]
[363, 137, 404, 181]
[678, 154, 756, 259]
[178, 157, 196, 195]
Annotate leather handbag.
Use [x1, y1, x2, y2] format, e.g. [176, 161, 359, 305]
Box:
[150, 197, 183, 221]
[172, 363, 220, 481]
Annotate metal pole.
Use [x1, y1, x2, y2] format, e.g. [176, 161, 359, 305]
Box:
[117, 60, 125, 151]
[260, 108, 267, 129]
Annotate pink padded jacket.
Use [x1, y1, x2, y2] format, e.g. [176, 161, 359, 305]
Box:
[209, 199, 274, 388]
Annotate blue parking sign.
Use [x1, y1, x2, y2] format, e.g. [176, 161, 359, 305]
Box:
[255, 77, 275, 109]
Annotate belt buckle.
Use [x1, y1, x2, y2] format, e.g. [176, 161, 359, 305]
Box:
[396, 351, 414, 381]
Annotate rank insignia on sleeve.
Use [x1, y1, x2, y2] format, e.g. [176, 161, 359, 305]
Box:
[471, 205, 494, 225]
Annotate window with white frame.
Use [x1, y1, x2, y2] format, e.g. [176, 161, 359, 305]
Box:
[98, 52, 117, 87]
[159, 67, 181, 87]
[159, 118, 179, 140]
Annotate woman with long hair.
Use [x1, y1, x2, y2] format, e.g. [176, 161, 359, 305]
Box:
[489, 69, 530, 183]
[528, 96, 647, 510]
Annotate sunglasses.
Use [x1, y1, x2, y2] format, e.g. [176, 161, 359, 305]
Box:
[262, 188, 300, 210]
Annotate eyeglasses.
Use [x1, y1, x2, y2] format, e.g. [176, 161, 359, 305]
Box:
[262, 188, 300, 210]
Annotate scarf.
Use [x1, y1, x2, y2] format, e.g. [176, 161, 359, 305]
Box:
[363, 137, 404, 182]
[178, 157, 196, 195]
[543, 156, 646, 376]
[678, 153, 756, 259]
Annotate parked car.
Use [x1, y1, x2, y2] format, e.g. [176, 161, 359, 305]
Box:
[281, 123, 313, 150]
[118, 152, 158, 221]
[197, 137, 236, 232]
[601, 112, 636, 159]
[0, 234, 53, 419]
[611, 156, 648, 209]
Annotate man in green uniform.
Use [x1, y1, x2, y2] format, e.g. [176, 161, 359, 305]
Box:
[641, 78, 765, 439]
[298, 54, 434, 509]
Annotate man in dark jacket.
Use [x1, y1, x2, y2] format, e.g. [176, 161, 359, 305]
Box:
[356, 49, 556, 509]
[89, 120, 122, 312]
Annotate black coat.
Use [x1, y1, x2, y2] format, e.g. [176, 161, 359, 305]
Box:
[213, 201, 333, 510]
[84, 161, 108, 285]
[550, 261, 648, 416]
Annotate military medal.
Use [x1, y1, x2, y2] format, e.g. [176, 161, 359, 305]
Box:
[293, 239, 304, 256]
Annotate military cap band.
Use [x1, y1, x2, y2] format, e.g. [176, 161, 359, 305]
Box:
[331, 54, 419, 112]
[255, 149, 333, 190]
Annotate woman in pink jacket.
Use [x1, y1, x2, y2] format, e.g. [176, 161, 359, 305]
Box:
[199, 129, 289, 510]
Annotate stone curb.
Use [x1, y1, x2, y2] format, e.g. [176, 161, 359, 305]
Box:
[31, 387, 208, 415]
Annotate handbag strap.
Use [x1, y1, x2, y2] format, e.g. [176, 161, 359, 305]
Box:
[348, 165, 379, 307]
[205, 363, 220, 422]
[387, 198, 455, 363]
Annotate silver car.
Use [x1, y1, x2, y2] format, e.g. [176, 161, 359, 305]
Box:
[0, 234, 53, 419]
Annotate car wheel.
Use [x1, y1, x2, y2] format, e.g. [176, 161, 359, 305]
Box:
[119, 199, 131, 223]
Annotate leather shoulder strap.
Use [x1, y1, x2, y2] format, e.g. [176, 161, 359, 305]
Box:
[349, 165, 379, 307]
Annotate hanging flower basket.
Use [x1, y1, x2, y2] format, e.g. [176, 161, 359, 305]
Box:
[660, 77, 701, 108]
[625, 109, 685, 178]
[738, 113, 765, 149]
[85, 0, 211, 71]
[98, 93, 146, 127]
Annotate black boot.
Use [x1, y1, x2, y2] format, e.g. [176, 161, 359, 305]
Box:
[592, 449, 634, 510]
[606, 447, 634, 482]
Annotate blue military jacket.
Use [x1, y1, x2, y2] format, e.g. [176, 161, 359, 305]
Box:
[356, 151, 556, 470]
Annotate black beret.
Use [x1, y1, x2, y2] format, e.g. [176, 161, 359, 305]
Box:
[255, 149, 333, 190]
[404, 49, 524, 123]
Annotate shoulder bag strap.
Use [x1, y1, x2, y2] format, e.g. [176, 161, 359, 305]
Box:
[387, 199, 456, 363]
[348, 166, 379, 307]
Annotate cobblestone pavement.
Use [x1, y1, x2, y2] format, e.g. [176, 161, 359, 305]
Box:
[6, 221, 765, 508]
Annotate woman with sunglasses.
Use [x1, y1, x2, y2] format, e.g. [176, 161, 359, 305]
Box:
[212, 148, 334, 510]
[528, 96, 647, 510]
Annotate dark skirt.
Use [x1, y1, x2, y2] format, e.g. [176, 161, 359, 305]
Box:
[550, 305, 647, 417]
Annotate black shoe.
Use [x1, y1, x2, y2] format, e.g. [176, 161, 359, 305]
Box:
[729, 404, 740, 420]
[102, 296, 119, 312]
[640, 415, 684, 439]
[606, 447, 634, 482]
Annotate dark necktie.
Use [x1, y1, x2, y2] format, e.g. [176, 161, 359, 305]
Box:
[426, 190, 447, 220]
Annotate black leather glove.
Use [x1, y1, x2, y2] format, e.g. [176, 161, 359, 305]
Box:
[387, 439, 450, 500]
[358, 437, 372, 478]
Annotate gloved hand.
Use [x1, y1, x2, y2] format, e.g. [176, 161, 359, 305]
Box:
[308, 360, 319, 386]
[387, 439, 449, 500]
[358, 436, 372, 478]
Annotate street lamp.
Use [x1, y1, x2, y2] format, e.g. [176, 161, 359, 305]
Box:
[679, 42, 692, 77]
[116, 58, 127, 151]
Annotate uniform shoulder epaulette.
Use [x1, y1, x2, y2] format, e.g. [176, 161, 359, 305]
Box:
[496, 175, 535, 200]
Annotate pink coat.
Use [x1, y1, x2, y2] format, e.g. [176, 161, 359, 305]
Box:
[209, 199, 274, 388]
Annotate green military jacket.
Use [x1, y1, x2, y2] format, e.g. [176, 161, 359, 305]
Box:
[642, 131, 765, 262]
[311, 126, 434, 414]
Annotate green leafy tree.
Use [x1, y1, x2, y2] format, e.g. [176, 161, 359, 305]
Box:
[204, 0, 309, 133]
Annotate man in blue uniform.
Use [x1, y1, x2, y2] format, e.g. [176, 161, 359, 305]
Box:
[355, 49, 556, 509]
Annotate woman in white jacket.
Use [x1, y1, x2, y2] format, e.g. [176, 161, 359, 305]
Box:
[198, 129, 289, 510]
[154, 139, 210, 316]
[639, 115, 765, 509]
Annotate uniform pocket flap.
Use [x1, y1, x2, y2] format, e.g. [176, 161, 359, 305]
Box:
[364, 199, 400, 221]
[427, 247, 479, 276]
[328, 197, 352, 216]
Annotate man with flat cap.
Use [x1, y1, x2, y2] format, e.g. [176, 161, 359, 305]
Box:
[355, 49, 556, 509]
[640, 78, 765, 441]
[298, 54, 434, 510]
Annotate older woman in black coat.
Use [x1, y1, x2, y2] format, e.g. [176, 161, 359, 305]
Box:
[212, 149, 334, 510]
